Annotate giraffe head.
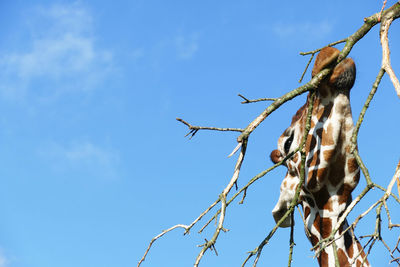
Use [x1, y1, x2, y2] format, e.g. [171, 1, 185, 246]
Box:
[270, 47, 359, 228]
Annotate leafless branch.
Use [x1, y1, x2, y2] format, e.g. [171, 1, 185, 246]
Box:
[238, 93, 277, 104]
[380, 16, 400, 98]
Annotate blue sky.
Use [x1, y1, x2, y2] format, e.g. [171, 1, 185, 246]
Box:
[0, 1, 399, 267]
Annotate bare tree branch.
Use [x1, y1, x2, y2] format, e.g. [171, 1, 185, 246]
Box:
[380, 16, 400, 98]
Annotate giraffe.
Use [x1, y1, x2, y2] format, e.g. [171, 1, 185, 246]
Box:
[270, 47, 370, 266]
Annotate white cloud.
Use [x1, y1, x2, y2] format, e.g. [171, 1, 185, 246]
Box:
[175, 33, 199, 60]
[38, 141, 120, 179]
[272, 21, 333, 40]
[0, 250, 8, 267]
[0, 2, 113, 100]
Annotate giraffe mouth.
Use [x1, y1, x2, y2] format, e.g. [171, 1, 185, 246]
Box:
[272, 204, 293, 228]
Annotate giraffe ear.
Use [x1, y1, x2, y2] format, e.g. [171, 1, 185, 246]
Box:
[311, 47, 340, 77]
[329, 58, 356, 91]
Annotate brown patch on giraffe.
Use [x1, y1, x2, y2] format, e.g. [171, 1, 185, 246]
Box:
[292, 153, 299, 163]
[320, 217, 332, 239]
[318, 84, 329, 98]
[338, 248, 350, 267]
[329, 153, 346, 186]
[356, 259, 362, 267]
[283, 180, 287, 188]
[338, 183, 353, 205]
[321, 123, 335, 146]
[312, 186, 332, 211]
[318, 250, 329, 267]
[313, 213, 336, 241]
[304, 206, 311, 219]
[316, 128, 323, 140]
[347, 157, 358, 173]
[357, 242, 367, 258]
[289, 183, 295, 190]
[304, 196, 315, 208]
[307, 167, 328, 190]
[323, 149, 335, 161]
[307, 149, 320, 167]
[353, 171, 360, 184]
[310, 233, 319, 247]
[291, 103, 307, 124]
[310, 120, 316, 129]
[344, 231, 354, 258]
[316, 102, 333, 123]
[306, 134, 317, 152]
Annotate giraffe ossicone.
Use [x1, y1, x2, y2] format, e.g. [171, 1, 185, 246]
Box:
[270, 47, 370, 266]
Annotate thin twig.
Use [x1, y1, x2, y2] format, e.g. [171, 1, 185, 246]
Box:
[138, 224, 191, 266]
[299, 39, 347, 56]
[238, 94, 277, 104]
[176, 118, 244, 139]
[298, 53, 315, 83]
[287, 211, 295, 267]
[378, 0, 388, 22]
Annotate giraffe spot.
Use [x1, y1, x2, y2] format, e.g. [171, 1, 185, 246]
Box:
[307, 149, 320, 167]
[304, 196, 315, 208]
[338, 183, 353, 205]
[289, 183, 295, 190]
[316, 127, 323, 139]
[310, 233, 319, 247]
[353, 171, 360, 184]
[320, 217, 332, 239]
[312, 186, 331, 211]
[318, 84, 329, 98]
[338, 248, 350, 267]
[356, 259, 362, 267]
[306, 134, 317, 152]
[313, 212, 333, 239]
[347, 158, 358, 173]
[283, 180, 287, 188]
[356, 242, 367, 259]
[319, 250, 329, 267]
[321, 123, 335, 146]
[291, 103, 306, 124]
[292, 153, 299, 163]
[316, 102, 333, 123]
[323, 149, 335, 161]
[310, 119, 315, 129]
[287, 162, 292, 170]
[344, 231, 354, 258]
[329, 154, 346, 186]
[304, 206, 311, 219]
[307, 167, 327, 191]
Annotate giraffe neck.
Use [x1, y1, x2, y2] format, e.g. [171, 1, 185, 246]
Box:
[303, 203, 370, 267]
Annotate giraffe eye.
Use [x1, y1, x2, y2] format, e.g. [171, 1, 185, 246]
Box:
[284, 132, 294, 154]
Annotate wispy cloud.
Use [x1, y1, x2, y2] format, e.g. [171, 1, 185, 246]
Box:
[174, 33, 199, 60]
[38, 141, 120, 179]
[0, 249, 8, 267]
[271, 21, 333, 40]
[0, 2, 113, 100]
